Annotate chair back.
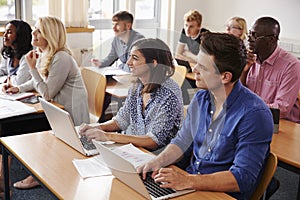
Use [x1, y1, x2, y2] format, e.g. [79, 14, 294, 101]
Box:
[250, 152, 278, 200]
[80, 67, 106, 123]
[171, 65, 187, 87]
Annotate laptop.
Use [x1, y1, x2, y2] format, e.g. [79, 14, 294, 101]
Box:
[175, 58, 192, 72]
[39, 98, 98, 156]
[92, 141, 195, 200]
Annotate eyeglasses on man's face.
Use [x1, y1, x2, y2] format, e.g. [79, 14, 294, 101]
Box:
[248, 30, 276, 41]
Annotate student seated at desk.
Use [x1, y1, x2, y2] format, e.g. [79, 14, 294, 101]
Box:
[80, 38, 184, 151]
[241, 16, 300, 123]
[0, 20, 33, 85]
[91, 10, 144, 72]
[2, 16, 89, 191]
[175, 10, 209, 105]
[138, 33, 274, 200]
[175, 10, 209, 64]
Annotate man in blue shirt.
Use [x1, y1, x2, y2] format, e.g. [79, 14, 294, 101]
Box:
[139, 32, 273, 200]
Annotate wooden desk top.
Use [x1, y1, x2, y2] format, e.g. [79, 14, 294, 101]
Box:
[271, 119, 300, 169]
[106, 78, 130, 99]
[186, 72, 195, 80]
[0, 132, 234, 200]
[27, 101, 63, 113]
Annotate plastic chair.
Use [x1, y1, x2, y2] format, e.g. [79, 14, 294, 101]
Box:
[80, 67, 107, 123]
[171, 65, 187, 87]
[250, 152, 278, 200]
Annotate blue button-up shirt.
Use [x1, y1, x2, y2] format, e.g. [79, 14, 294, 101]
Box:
[171, 81, 273, 200]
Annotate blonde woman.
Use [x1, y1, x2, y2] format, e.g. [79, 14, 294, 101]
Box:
[5, 16, 89, 189]
[225, 17, 248, 41]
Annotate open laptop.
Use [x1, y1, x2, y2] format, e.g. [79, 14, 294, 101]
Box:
[39, 98, 98, 156]
[92, 141, 195, 200]
[175, 58, 192, 72]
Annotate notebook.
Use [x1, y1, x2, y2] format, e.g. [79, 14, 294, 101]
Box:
[39, 98, 98, 156]
[92, 141, 195, 200]
[175, 58, 192, 72]
[0, 91, 35, 101]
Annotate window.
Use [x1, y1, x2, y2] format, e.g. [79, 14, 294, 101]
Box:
[31, 0, 49, 21]
[88, 0, 161, 59]
[0, 0, 49, 26]
[88, 0, 160, 29]
[0, 0, 16, 24]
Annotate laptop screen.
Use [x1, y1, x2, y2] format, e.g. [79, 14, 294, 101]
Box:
[175, 59, 192, 72]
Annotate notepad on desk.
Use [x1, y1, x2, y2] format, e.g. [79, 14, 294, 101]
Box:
[72, 143, 155, 179]
[0, 92, 35, 101]
[0, 99, 36, 119]
[87, 66, 130, 76]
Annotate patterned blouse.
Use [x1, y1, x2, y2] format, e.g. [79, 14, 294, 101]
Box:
[113, 78, 184, 148]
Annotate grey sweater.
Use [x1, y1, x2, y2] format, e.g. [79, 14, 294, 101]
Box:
[19, 51, 89, 125]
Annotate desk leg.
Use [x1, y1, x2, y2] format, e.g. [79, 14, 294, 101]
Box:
[2, 145, 10, 200]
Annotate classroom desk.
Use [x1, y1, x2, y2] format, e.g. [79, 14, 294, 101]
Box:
[106, 77, 130, 109]
[0, 131, 235, 200]
[83, 66, 131, 109]
[185, 72, 195, 80]
[0, 100, 63, 137]
[271, 119, 300, 200]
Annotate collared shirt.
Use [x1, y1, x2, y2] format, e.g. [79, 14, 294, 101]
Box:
[171, 81, 273, 200]
[246, 46, 300, 123]
[101, 29, 145, 72]
[113, 78, 184, 149]
[178, 28, 208, 55]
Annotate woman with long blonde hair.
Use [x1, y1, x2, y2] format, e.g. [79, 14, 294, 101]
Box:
[4, 16, 89, 190]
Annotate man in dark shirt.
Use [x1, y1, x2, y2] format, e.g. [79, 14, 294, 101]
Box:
[175, 10, 208, 64]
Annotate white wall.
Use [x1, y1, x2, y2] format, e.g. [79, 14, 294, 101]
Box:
[171, 0, 300, 54]
[173, 0, 300, 39]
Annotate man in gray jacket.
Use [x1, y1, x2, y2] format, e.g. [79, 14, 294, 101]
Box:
[91, 10, 144, 72]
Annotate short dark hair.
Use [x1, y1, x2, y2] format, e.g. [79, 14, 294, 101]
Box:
[131, 38, 175, 94]
[256, 16, 280, 38]
[1, 20, 33, 60]
[200, 32, 247, 82]
[112, 11, 134, 24]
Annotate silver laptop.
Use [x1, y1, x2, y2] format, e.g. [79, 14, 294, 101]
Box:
[39, 98, 98, 156]
[92, 141, 195, 200]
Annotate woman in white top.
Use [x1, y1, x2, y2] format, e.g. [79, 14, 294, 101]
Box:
[4, 16, 89, 190]
[0, 20, 32, 85]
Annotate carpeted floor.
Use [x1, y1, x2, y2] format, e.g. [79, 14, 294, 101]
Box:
[5, 157, 298, 200]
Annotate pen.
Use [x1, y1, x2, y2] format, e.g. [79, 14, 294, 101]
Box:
[5, 75, 12, 94]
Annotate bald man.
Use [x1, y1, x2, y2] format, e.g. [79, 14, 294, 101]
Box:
[241, 16, 300, 123]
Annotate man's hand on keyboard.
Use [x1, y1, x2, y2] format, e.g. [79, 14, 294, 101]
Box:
[137, 159, 161, 180]
[153, 168, 192, 191]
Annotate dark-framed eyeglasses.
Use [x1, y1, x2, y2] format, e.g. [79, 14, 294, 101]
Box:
[248, 30, 276, 41]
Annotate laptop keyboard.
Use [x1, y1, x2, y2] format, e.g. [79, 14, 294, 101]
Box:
[142, 173, 176, 198]
[80, 136, 96, 150]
